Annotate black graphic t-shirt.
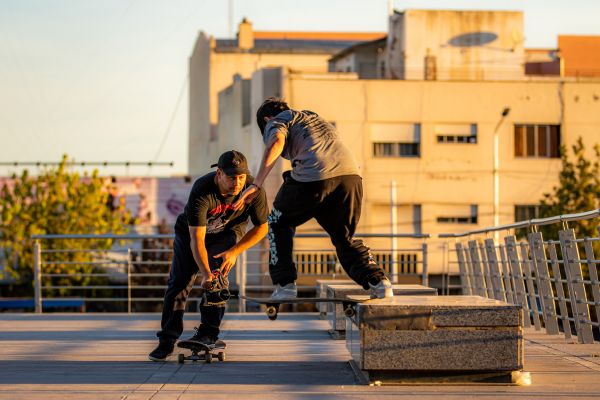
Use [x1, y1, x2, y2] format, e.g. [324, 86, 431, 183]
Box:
[174, 172, 268, 239]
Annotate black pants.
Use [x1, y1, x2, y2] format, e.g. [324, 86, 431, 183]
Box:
[268, 173, 385, 289]
[156, 231, 236, 343]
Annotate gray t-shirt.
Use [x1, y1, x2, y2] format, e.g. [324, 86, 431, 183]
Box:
[263, 109, 359, 182]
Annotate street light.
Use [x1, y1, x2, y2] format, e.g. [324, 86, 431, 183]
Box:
[493, 107, 511, 240]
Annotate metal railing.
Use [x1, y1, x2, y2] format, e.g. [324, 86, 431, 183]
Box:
[441, 208, 600, 344]
[30, 232, 430, 314]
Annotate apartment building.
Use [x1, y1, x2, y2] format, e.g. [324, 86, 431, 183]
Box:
[210, 10, 600, 277]
[188, 18, 384, 175]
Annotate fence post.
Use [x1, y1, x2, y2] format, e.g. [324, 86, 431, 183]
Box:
[455, 243, 471, 295]
[504, 236, 531, 328]
[484, 238, 506, 301]
[33, 240, 42, 314]
[559, 228, 594, 343]
[390, 181, 398, 283]
[468, 240, 487, 297]
[127, 248, 132, 314]
[528, 231, 559, 334]
[239, 250, 247, 313]
[421, 242, 428, 287]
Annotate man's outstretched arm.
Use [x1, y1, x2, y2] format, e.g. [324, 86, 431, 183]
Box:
[254, 131, 286, 187]
[232, 131, 285, 209]
[213, 222, 268, 276]
[189, 226, 213, 288]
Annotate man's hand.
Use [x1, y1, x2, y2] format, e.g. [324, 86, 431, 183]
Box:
[213, 248, 239, 277]
[200, 272, 215, 290]
[232, 185, 259, 210]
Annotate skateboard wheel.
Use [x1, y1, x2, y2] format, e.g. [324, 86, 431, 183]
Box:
[266, 306, 278, 320]
[218, 352, 225, 362]
[178, 353, 185, 364]
[344, 307, 355, 317]
[205, 354, 212, 364]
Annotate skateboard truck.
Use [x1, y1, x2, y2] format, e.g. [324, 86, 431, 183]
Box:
[177, 340, 226, 364]
[206, 271, 231, 302]
[263, 300, 356, 321]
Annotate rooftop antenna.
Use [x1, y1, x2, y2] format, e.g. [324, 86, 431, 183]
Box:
[229, 0, 234, 38]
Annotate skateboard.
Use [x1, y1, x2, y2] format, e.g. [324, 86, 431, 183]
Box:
[240, 296, 365, 321]
[176, 339, 226, 364]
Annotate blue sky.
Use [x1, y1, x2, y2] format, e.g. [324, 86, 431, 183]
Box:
[0, 0, 599, 176]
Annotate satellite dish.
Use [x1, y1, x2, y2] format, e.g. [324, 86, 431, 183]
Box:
[447, 32, 498, 47]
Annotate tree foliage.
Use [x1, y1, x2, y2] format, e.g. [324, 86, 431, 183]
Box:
[0, 155, 133, 296]
[539, 137, 600, 239]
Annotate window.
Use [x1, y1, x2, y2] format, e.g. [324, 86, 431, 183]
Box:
[372, 123, 421, 158]
[515, 205, 545, 222]
[437, 205, 478, 224]
[373, 142, 420, 157]
[514, 124, 560, 158]
[436, 124, 478, 144]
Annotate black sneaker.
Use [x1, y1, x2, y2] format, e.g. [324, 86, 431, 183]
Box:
[185, 327, 217, 346]
[148, 340, 174, 362]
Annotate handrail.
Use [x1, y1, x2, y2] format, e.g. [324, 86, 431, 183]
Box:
[32, 232, 431, 240]
[30, 231, 431, 314]
[442, 208, 600, 344]
[439, 208, 600, 238]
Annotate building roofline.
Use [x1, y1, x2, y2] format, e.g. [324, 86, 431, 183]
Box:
[393, 8, 523, 14]
[329, 37, 387, 61]
[251, 31, 385, 41]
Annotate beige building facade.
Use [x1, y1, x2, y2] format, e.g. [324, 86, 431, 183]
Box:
[217, 67, 600, 274]
[199, 10, 600, 277]
[384, 10, 525, 81]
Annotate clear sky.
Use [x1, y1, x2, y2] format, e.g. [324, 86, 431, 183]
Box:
[0, 0, 599, 177]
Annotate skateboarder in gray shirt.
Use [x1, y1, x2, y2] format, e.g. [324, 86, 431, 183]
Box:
[233, 97, 393, 300]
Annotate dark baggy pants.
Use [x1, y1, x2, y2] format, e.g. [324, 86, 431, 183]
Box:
[156, 231, 236, 343]
[268, 173, 386, 290]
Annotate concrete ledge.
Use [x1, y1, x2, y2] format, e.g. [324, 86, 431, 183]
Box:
[347, 296, 524, 381]
[315, 279, 355, 315]
[326, 284, 437, 335]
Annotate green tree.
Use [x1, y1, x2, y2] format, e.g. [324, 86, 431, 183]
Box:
[0, 155, 133, 296]
[539, 137, 600, 240]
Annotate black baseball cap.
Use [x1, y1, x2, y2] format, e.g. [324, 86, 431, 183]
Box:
[211, 150, 250, 176]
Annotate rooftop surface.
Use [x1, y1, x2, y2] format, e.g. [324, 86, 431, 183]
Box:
[1, 313, 600, 399]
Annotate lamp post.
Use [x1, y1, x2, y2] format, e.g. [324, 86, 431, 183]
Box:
[493, 107, 511, 240]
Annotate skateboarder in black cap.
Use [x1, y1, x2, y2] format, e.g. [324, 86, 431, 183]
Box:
[149, 150, 269, 361]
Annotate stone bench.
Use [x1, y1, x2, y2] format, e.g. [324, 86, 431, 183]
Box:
[346, 296, 524, 384]
[326, 284, 437, 337]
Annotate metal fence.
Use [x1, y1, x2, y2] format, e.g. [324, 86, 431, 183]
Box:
[441, 209, 600, 344]
[30, 232, 429, 314]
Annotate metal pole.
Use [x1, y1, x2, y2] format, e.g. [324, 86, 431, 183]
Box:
[422, 242, 428, 287]
[493, 108, 510, 242]
[240, 250, 247, 312]
[33, 240, 42, 313]
[127, 248, 132, 314]
[390, 180, 398, 282]
[493, 125, 500, 242]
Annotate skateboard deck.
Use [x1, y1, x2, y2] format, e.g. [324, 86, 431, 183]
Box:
[240, 296, 367, 320]
[176, 339, 226, 364]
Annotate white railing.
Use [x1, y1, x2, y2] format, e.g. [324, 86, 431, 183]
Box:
[441, 209, 600, 344]
[29, 232, 430, 314]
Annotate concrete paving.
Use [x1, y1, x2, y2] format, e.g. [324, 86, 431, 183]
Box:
[1, 312, 600, 399]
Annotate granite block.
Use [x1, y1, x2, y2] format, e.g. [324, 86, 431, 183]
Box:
[350, 324, 523, 371]
[346, 295, 524, 373]
[327, 285, 437, 331]
[351, 296, 522, 328]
